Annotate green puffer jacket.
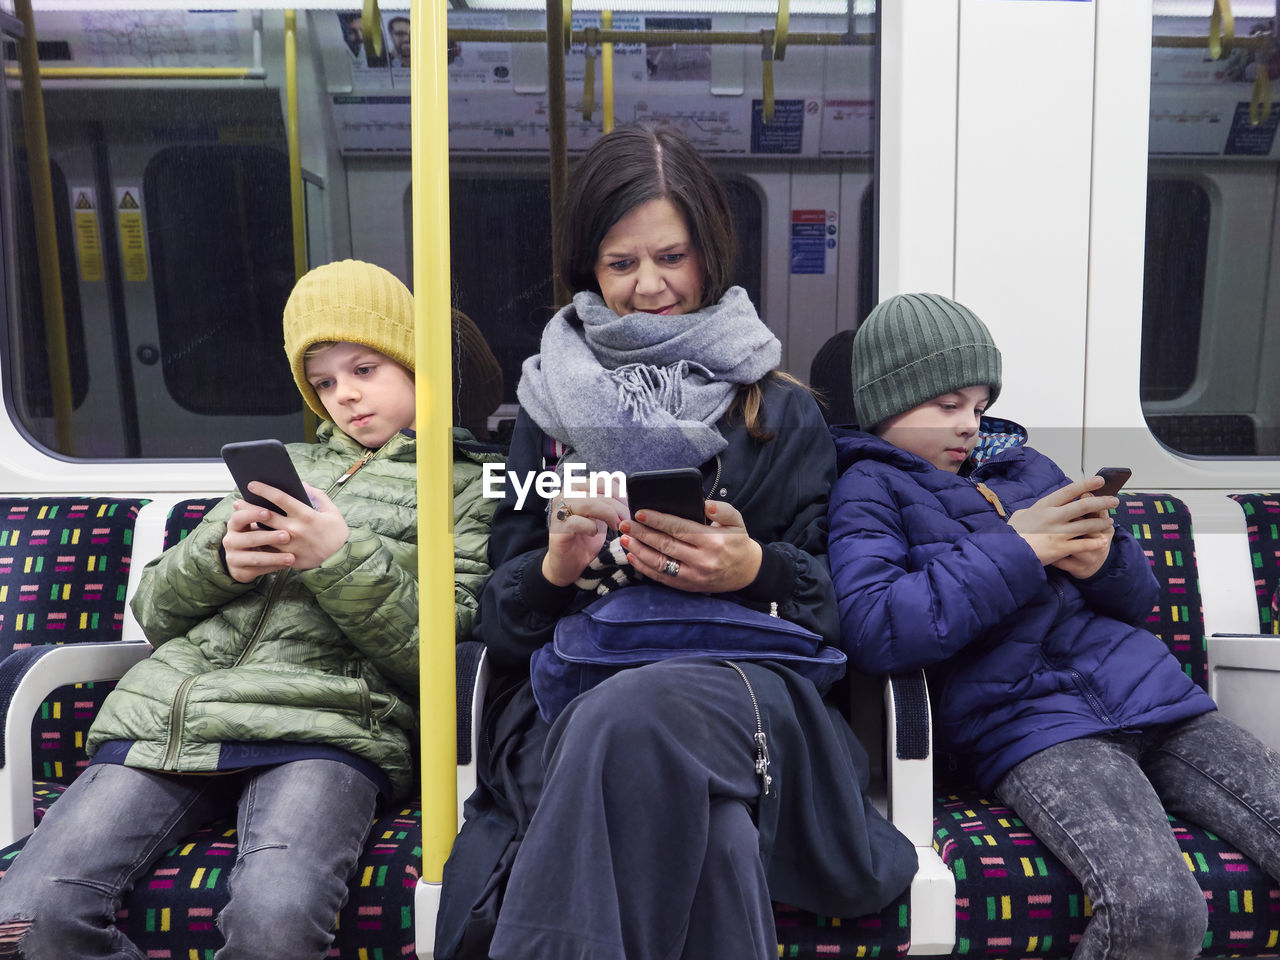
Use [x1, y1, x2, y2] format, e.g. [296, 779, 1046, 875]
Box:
[87, 424, 504, 800]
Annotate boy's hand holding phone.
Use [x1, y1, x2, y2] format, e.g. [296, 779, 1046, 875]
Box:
[1008, 476, 1118, 571]
[223, 482, 349, 583]
[221, 440, 350, 581]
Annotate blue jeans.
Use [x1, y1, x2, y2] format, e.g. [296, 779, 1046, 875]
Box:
[0, 759, 378, 960]
[994, 710, 1280, 960]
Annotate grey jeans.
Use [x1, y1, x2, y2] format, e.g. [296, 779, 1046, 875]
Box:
[0, 759, 377, 960]
[994, 710, 1280, 960]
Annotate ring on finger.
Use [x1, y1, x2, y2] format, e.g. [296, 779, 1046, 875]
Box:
[661, 557, 680, 577]
[555, 499, 575, 523]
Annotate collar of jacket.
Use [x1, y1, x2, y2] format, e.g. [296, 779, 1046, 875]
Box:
[830, 416, 1029, 476]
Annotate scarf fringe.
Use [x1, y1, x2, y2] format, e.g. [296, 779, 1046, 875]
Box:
[610, 361, 689, 422]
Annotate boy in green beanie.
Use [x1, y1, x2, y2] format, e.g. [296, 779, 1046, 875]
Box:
[0, 260, 504, 959]
[827, 292, 1280, 960]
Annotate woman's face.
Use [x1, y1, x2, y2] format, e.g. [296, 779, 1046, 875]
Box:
[593, 197, 705, 316]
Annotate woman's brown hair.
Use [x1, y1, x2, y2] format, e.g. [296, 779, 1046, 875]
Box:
[559, 122, 807, 439]
[556, 122, 737, 309]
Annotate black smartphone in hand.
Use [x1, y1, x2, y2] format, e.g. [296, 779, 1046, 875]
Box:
[626, 467, 707, 524]
[221, 440, 311, 520]
[1093, 467, 1132, 500]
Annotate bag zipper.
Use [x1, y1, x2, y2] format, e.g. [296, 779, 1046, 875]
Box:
[721, 660, 772, 797]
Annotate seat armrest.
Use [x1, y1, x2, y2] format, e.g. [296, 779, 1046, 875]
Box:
[0, 642, 151, 846]
[454, 640, 489, 832]
[1208, 633, 1280, 754]
[885, 670, 934, 846]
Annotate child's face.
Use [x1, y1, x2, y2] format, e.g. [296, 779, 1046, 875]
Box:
[305, 342, 415, 448]
[876, 385, 990, 472]
[593, 197, 705, 317]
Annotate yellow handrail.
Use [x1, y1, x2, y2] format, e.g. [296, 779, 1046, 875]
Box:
[447, 27, 865, 46]
[4, 66, 260, 79]
[14, 0, 74, 454]
[547, 0, 570, 307]
[602, 10, 614, 134]
[285, 11, 306, 282]
[413, 0, 458, 884]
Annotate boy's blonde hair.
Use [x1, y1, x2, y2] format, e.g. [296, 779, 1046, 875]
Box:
[283, 260, 414, 419]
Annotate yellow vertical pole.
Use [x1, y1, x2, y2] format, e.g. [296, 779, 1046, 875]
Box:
[547, 0, 569, 306]
[601, 10, 614, 133]
[284, 10, 306, 282]
[413, 0, 457, 883]
[284, 9, 317, 441]
[14, 0, 74, 453]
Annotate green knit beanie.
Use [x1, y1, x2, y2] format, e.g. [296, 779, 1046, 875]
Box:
[851, 293, 1002, 430]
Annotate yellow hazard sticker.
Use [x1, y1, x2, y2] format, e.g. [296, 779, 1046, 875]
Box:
[116, 187, 147, 282]
[71, 187, 102, 283]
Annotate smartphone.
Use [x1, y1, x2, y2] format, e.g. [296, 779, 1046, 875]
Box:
[1093, 467, 1132, 500]
[626, 467, 707, 524]
[221, 440, 311, 520]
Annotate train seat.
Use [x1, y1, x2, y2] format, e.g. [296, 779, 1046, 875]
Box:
[0, 496, 149, 844]
[0, 497, 429, 959]
[1229, 494, 1280, 633]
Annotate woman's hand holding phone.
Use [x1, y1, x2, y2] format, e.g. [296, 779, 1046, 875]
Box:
[620, 499, 763, 593]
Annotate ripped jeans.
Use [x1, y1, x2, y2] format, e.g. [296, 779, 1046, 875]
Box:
[0, 759, 377, 960]
[994, 710, 1280, 960]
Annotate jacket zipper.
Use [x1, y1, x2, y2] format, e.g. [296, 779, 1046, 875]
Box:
[163, 675, 197, 768]
[722, 661, 772, 797]
[1070, 669, 1114, 724]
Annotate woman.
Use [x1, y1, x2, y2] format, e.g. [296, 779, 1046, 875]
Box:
[437, 123, 915, 960]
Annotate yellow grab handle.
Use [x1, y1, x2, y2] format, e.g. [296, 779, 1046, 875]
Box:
[1251, 59, 1273, 126]
[1209, 0, 1234, 60]
[773, 0, 790, 62]
[363, 0, 383, 59]
[582, 27, 596, 121]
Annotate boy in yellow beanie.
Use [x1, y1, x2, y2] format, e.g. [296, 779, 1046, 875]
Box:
[0, 260, 504, 959]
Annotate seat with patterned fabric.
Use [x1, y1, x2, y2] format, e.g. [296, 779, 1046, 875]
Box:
[0, 497, 148, 838]
[1229, 494, 1280, 633]
[931, 493, 1280, 959]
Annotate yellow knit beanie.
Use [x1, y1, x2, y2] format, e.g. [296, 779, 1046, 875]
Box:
[283, 260, 414, 420]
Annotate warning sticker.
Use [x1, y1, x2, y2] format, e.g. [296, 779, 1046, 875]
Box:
[115, 187, 147, 282]
[71, 186, 103, 283]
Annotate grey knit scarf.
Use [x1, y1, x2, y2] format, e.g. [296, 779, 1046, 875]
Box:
[517, 286, 781, 475]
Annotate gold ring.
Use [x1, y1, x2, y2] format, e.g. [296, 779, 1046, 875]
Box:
[555, 499, 575, 522]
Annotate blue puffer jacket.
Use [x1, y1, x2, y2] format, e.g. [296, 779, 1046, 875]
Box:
[828, 420, 1215, 790]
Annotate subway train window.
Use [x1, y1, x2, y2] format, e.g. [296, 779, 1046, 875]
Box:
[4, 74, 303, 458]
[12, 154, 89, 423]
[1146, 5, 1280, 457]
[1141, 178, 1209, 404]
[145, 145, 298, 418]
